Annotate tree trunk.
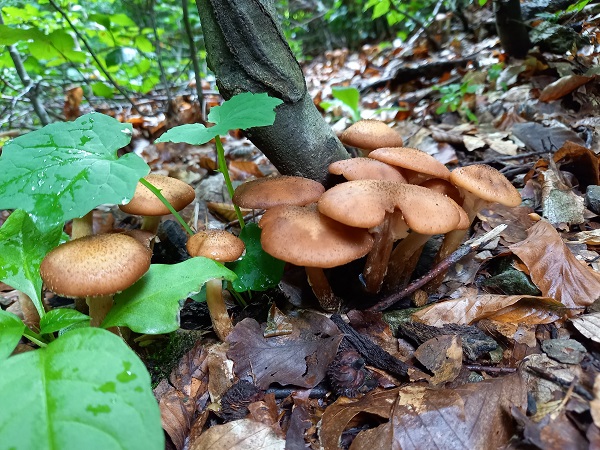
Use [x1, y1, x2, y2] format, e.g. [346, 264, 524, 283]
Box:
[195, 0, 349, 185]
[495, 0, 531, 59]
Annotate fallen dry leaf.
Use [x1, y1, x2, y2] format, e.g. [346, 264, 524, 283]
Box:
[188, 418, 285, 450]
[412, 294, 562, 327]
[591, 375, 600, 428]
[570, 312, 600, 344]
[320, 374, 526, 450]
[414, 335, 463, 385]
[538, 74, 594, 102]
[509, 220, 600, 310]
[227, 312, 343, 389]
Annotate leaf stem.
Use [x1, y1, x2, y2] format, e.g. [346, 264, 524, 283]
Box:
[22, 328, 47, 348]
[138, 178, 195, 236]
[214, 136, 245, 228]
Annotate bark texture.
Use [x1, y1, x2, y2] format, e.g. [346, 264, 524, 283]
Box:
[196, 0, 349, 185]
[494, 0, 531, 59]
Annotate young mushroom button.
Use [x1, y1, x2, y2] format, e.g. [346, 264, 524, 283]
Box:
[119, 174, 195, 234]
[40, 233, 152, 327]
[186, 230, 245, 341]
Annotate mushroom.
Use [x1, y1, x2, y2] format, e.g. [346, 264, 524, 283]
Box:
[317, 180, 462, 293]
[186, 230, 245, 340]
[339, 120, 404, 156]
[40, 233, 152, 327]
[329, 158, 407, 183]
[424, 164, 522, 293]
[232, 175, 325, 210]
[258, 204, 374, 311]
[119, 174, 196, 234]
[368, 147, 451, 184]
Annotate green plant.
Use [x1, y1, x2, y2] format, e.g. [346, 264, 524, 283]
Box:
[434, 80, 481, 123]
[0, 92, 284, 447]
[320, 86, 362, 122]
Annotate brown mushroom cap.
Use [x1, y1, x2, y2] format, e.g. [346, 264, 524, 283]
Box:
[329, 158, 407, 183]
[450, 164, 522, 207]
[40, 234, 151, 298]
[186, 230, 245, 262]
[340, 120, 404, 153]
[232, 176, 325, 209]
[119, 174, 195, 216]
[258, 204, 374, 268]
[368, 147, 451, 181]
[317, 180, 462, 235]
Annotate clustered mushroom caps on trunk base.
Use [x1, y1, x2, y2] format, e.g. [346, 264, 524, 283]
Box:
[40, 233, 152, 328]
[186, 229, 245, 341]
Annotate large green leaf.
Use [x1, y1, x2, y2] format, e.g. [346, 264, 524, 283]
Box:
[0, 310, 25, 362]
[0, 210, 63, 316]
[103, 258, 237, 334]
[156, 92, 283, 144]
[0, 113, 150, 229]
[0, 25, 45, 45]
[0, 328, 163, 450]
[227, 223, 285, 292]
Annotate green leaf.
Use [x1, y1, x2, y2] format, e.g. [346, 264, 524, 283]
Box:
[0, 25, 45, 45]
[0, 210, 63, 316]
[91, 82, 114, 98]
[0, 310, 25, 361]
[227, 223, 285, 292]
[105, 47, 138, 67]
[156, 92, 283, 144]
[0, 113, 150, 229]
[103, 258, 237, 334]
[39, 309, 90, 335]
[0, 328, 164, 450]
[332, 86, 361, 122]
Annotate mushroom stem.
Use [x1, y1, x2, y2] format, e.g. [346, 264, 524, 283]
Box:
[362, 212, 395, 294]
[141, 216, 161, 234]
[72, 211, 94, 239]
[205, 278, 233, 341]
[305, 267, 340, 311]
[19, 292, 40, 332]
[87, 295, 113, 328]
[384, 232, 431, 292]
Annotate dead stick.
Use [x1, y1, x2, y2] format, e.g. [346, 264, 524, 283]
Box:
[367, 224, 508, 312]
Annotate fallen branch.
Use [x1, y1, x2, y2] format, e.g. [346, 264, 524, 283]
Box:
[367, 224, 508, 312]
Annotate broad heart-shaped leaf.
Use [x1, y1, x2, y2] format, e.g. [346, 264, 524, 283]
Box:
[0, 310, 25, 362]
[103, 258, 237, 334]
[0, 328, 163, 450]
[0, 113, 150, 230]
[227, 223, 285, 292]
[156, 92, 283, 145]
[39, 309, 90, 335]
[0, 210, 63, 316]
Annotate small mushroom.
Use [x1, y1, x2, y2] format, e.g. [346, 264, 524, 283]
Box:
[40, 233, 152, 327]
[368, 147, 451, 184]
[259, 204, 374, 311]
[329, 158, 407, 183]
[232, 175, 325, 210]
[186, 230, 245, 340]
[340, 120, 404, 156]
[120, 174, 195, 234]
[425, 164, 521, 294]
[318, 180, 462, 293]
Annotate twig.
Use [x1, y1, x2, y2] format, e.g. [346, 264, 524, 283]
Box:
[462, 149, 551, 166]
[465, 364, 517, 374]
[367, 224, 508, 312]
[0, 12, 50, 125]
[47, 0, 146, 117]
[527, 366, 593, 401]
[182, 0, 205, 120]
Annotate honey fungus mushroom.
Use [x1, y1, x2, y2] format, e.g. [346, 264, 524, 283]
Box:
[186, 230, 245, 341]
[259, 204, 374, 311]
[339, 120, 404, 156]
[119, 174, 195, 234]
[232, 175, 325, 210]
[40, 233, 152, 327]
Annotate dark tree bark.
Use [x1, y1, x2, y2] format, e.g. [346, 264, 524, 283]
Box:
[195, 0, 349, 185]
[494, 0, 531, 59]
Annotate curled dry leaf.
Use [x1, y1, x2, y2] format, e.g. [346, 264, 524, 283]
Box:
[227, 312, 343, 389]
[412, 294, 563, 327]
[570, 312, 600, 344]
[188, 418, 285, 450]
[538, 75, 594, 102]
[509, 220, 600, 310]
[320, 374, 526, 450]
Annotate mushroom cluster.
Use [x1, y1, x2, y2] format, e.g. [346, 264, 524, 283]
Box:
[232, 120, 521, 308]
